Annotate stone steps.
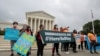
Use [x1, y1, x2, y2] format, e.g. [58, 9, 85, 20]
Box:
[0, 36, 52, 51]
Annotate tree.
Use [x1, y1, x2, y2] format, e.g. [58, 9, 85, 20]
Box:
[83, 19, 100, 36]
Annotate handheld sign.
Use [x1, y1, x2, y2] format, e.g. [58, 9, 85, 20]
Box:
[12, 33, 35, 55]
[39, 30, 74, 44]
[4, 28, 19, 40]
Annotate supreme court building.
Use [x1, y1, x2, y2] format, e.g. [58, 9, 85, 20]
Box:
[26, 11, 55, 33]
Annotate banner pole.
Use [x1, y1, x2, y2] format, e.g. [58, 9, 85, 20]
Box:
[91, 9, 95, 33]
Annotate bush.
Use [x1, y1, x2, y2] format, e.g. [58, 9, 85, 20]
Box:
[0, 30, 5, 35]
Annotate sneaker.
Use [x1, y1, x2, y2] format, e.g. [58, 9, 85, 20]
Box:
[52, 54, 54, 56]
[94, 52, 99, 54]
[90, 52, 94, 54]
[73, 51, 78, 53]
[66, 52, 69, 54]
[29, 52, 31, 55]
[10, 53, 14, 56]
[57, 53, 61, 56]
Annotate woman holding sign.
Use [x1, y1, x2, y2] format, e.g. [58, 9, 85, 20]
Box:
[36, 24, 45, 56]
[20, 25, 33, 56]
[52, 24, 61, 56]
[63, 27, 70, 54]
[24, 25, 33, 56]
[60, 27, 64, 51]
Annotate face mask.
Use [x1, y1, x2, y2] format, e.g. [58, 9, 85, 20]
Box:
[41, 26, 44, 30]
[23, 26, 27, 29]
[13, 24, 18, 28]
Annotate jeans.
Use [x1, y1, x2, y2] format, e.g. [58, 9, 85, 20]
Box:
[90, 40, 100, 52]
[52, 43, 59, 54]
[64, 42, 69, 52]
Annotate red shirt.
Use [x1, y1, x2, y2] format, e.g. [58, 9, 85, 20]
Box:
[36, 32, 41, 40]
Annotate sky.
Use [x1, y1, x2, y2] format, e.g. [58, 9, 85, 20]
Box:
[0, 0, 100, 31]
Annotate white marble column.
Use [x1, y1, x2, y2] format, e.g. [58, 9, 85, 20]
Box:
[45, 20, 48, 30]
[42, 20, 44, 25]
[48, 20, 50, 30]
[30, 18, 33, 30]
[47, 20, 49, 30]
[34, 18, 36, 34]
[49, 20, 51, 30]
[28, 18, 30, 26]
[38, 19, 40, 30]
[26, 18, 28, 25]
[51, 21, 54, 29]
[27, 18, 28, 25]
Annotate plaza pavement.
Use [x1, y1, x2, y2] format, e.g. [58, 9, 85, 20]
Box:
[0, 49, 100, 56]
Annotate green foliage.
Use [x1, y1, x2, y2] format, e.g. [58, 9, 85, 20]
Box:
[83, 19, 100, 36]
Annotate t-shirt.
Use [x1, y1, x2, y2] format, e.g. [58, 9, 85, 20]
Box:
[88, 33, 96, 41]
[75, 34, 81, 40]
[81, 35, 84, 41]
[75, 34, 81, 45]
[84, 35, 87, 41]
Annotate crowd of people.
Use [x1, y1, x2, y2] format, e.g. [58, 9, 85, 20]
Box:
[8, 21, 100, 56]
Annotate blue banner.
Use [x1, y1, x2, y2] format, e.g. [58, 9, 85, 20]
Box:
[12, 33, 35, 55]
[4, 28, 20, 40]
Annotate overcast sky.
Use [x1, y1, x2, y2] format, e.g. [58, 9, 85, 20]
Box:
[0, 0, 100, 31]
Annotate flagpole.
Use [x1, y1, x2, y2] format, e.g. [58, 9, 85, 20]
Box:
[91, 10, 95, 33]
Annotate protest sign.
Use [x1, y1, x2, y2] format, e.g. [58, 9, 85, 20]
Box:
[4, 28, 19, 40]
[39, 30, 74, 44]
[12, 33, 35, 55]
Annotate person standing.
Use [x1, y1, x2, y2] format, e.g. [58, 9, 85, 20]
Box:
[63, 27, 70, 54]
[80, 32, 84, 51]
[10, 21, 19, 56]
[52, 24, 61, 56]
[36, 24, 45, 56]
[24, 25, 33, 56]
[75, 32, 81, 50]
[72, 29, 78, 53]
[60, 27, 64, 51]
[88, 31, 100, 54]
[84, 34, 88, 50]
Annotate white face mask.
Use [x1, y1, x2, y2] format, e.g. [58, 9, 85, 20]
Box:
[41, 26, 45, 30]
[23, 26, 27, 29]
